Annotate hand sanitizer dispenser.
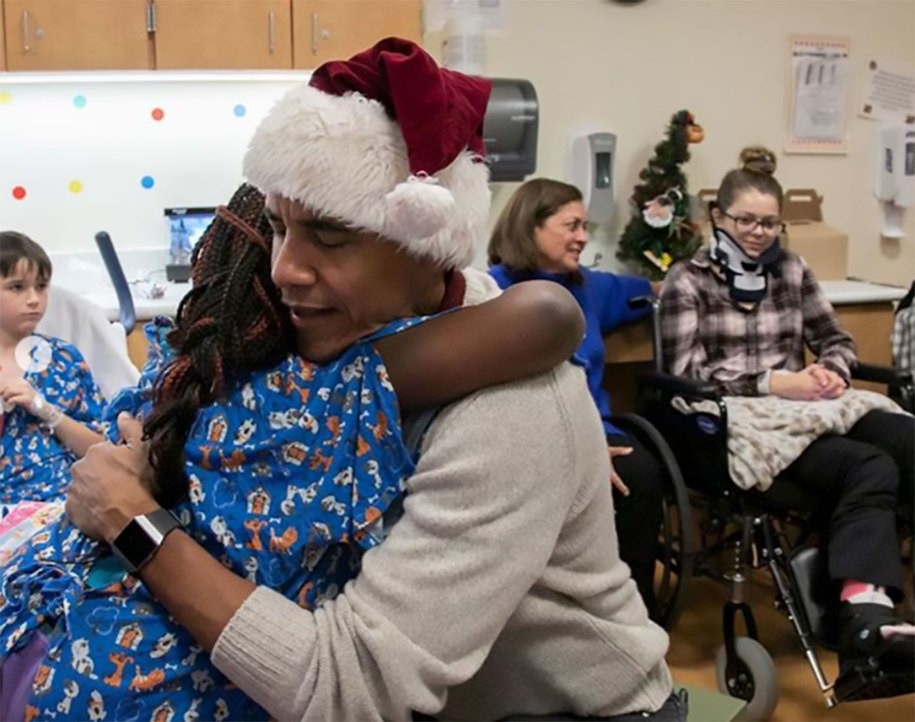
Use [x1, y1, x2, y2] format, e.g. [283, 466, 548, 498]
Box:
[568, 132, 616, 226]
[874, 124, 915, 238]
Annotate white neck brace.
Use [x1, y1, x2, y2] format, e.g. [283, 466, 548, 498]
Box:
[709, 227, 782, 303]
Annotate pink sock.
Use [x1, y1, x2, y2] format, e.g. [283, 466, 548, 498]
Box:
[840, 580, 893, 607]
[841, 580, 915, 638]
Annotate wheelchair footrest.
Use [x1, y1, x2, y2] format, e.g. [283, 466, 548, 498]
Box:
[833, 657, 915, 703]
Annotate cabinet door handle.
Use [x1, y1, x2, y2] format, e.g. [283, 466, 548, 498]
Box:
[21, 10, 31, 52]
[310, 12, 318, 54]
[146, 0, 157, 33]
[268, 11, 276, 53]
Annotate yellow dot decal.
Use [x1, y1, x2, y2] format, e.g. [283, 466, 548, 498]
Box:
[68, 180, 84, 194]
[0, 91, 11, 105]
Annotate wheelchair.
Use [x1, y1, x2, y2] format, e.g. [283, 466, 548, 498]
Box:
[627, 298, 914, 721]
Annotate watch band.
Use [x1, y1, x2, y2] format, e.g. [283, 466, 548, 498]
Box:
[111, 508, 182, 574]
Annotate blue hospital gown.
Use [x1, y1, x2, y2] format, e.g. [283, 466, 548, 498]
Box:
[0, 335, 105, 503]
[0, 316, 425, 721]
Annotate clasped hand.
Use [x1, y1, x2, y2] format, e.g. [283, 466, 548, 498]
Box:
[67, 413, 159, 544]
[770, 363, 846, 401]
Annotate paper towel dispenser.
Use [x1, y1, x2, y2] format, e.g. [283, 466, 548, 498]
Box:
[483, 78, 538, 182]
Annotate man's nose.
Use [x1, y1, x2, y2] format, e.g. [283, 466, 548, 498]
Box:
[271, 236, 317, 289]
[25, 288, 40, 305]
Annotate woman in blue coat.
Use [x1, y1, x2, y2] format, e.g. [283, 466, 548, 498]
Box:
[489, 178, 664, 619]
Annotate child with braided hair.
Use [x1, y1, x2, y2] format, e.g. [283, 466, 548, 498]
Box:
[0, 183, 585, 721]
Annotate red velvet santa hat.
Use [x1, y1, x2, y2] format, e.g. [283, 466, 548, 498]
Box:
[243, 37, 493, 269]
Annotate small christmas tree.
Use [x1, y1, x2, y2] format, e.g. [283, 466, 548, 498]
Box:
[616, 110, 705, 280]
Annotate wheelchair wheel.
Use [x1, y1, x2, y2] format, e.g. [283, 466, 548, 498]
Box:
[715, 637, 779, 721]
[615, 414, 694, 631]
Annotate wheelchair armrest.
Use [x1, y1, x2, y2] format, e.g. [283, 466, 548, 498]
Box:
[638, 370, 721, 401]
[850, 362, 913, 386]
[628, 294, 659, 311]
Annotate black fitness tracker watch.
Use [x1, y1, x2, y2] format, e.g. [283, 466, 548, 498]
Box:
[111, 508, 182, 574]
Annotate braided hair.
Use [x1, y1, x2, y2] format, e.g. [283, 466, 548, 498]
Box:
[143, 183, 293, 507]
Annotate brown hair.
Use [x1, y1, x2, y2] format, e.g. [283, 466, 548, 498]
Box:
[716, 146, 784, 212]
[142, 183, 293, 507]
[487, 178, 583, 271]
[0, 231, 52, 282]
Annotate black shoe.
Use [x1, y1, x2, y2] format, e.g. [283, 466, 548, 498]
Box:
[834, 602, 915, 702]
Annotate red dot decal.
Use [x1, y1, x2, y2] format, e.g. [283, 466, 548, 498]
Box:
[12, 186, 26, 200]
[151, 107, 165, 121]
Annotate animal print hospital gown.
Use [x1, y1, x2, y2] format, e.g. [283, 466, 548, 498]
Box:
[0, 316, 423, 721]
[0, 336, 105, 503]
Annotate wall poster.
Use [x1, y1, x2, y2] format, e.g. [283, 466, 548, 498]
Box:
[786, 35, 851, 154]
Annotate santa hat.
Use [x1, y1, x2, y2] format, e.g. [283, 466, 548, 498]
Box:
[243, 37, 493, 269]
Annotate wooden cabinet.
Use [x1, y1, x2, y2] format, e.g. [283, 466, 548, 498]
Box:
[291, 0, 421, 69]
[154, 0, 292, 69]
[0, 9, 6, 70]
[3, 0, 153, 71]
[0, 0, 423, 72]
[0, 7, 6, 70]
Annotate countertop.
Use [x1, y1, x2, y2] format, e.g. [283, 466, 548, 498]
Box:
[817, 279, 908, 305]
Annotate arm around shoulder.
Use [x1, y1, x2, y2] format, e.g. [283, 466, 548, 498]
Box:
[377, 280, 584, 412]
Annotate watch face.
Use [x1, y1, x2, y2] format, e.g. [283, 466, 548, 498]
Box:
[113, 519, 159, 572]
[112, 510, 181, 573]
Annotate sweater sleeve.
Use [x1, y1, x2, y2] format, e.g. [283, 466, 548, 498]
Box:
[799, 263, 857, 381]
[211, 370, 583, 721]
[589, 271, 653, 333]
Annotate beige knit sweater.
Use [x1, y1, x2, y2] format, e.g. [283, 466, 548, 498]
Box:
[211, 269, 672, 720]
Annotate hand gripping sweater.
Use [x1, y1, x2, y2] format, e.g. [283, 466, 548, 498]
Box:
[211, 269, 672, 720]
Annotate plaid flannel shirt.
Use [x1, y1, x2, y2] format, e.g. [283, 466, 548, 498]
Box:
[660, 248, 856, 396]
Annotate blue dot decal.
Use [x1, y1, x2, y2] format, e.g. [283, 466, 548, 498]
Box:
[140, 175, 155, 189]
[233, 104, 247, 118]
[73, 95, 87, 109]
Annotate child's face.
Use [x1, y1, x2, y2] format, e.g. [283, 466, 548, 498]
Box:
[0, 260, 49, 343]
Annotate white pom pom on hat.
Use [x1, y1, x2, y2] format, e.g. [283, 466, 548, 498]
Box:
[243, 37, 493, 269]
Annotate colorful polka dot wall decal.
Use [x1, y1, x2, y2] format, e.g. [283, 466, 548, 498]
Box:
[73, 95, 87, 109]
[12, 186, 26, 200]
[0, 91, 11, 105]
[151, 107, 165, 121]
[140, 176, 155, 189]
[68, 180, 84, 194]
[233, 104, 247, 118]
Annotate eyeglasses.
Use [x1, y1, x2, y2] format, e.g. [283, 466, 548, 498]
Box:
[561, 219, 596, 234]
[721, 211, 783, 234]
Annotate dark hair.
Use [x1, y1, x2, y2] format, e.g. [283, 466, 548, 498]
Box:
[716, 146, 784, 212]
[142, 183, 294, 507]
[0, 231, 52, 282]
[488, 178, 583, 271]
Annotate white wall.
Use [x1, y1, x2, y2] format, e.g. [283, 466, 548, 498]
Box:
[469, 0, 915, 284]
[0, 73, 301, 255]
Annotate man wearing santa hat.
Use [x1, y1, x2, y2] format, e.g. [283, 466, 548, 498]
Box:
[67, 38, 681, 721]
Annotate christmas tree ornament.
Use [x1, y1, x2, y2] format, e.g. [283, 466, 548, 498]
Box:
[642, 187, 684, 229]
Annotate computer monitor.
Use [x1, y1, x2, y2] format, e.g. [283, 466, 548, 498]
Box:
[164, 207, 217, 266]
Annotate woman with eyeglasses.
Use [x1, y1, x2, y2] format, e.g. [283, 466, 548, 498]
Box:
[660, 146, 914, 702]
[488, 177, 667, 623]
